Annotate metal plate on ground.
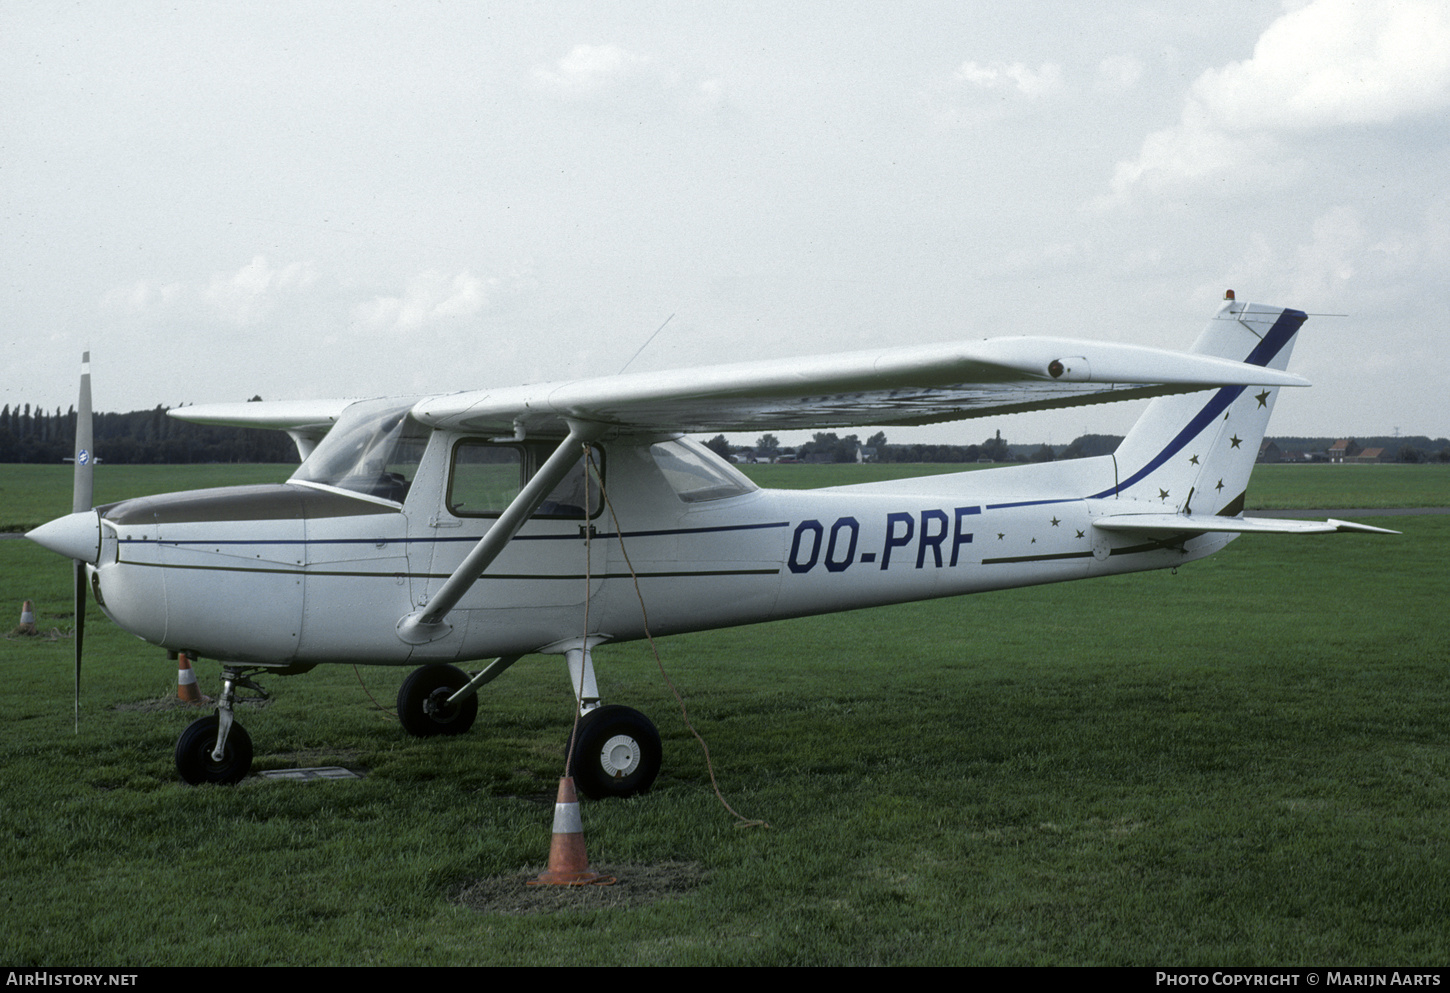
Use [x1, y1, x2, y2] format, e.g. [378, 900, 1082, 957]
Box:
[258, 767, 364, 781]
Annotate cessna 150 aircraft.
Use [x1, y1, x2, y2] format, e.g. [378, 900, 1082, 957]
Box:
[28, 293, 1393, 795]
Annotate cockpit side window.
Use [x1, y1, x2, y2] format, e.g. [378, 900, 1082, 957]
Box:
[448, 443, 524, 516]
[447, 440, 603, 519]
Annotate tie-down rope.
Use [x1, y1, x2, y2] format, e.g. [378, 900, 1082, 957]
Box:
[578, 444, 766, 829]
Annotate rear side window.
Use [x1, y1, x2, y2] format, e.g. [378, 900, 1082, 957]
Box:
[650, 438, 757, 503]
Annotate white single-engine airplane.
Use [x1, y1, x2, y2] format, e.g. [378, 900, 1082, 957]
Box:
[29, 293, 1394, 795]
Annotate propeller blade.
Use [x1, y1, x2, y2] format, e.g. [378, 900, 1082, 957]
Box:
[73, 351, 94, 514]
[71, 351, 94, 733]
[74, 560, 85, 733]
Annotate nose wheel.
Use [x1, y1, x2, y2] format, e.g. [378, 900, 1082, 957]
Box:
[566, 705, 661, 800]
[174, 664, 265, 785]
[175, 714, 253, 785]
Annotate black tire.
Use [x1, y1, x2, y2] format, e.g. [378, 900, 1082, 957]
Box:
[567, 705, 661, 800]
[397, 664, 478, 737]
[175, 714, 253, 785]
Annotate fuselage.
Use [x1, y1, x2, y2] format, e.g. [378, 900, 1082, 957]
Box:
[76, 427, 1228, 666]
[25, 297, 1312, 671]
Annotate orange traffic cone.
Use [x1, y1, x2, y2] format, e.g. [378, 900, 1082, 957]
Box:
[176, 653, 210, 705]
[15, 600, 37, 636]
[527, 777, 615, 886]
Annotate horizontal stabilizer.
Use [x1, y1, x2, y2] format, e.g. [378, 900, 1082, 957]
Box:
[1092, 514, 1400, 536]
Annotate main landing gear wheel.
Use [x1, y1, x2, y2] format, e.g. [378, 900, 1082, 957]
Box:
[567, 705, 661, 800]
[397, 663, 478, 737]
[175, 714, 253, 785]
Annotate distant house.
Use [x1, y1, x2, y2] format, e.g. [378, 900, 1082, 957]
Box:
[1258, 440, 1283, 463]
[1344, 447, 1385, 464]
[1327, 439, 1362, 463]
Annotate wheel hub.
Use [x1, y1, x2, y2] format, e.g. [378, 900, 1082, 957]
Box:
[599, 734, 640, 778]
[423, 687, 458, 721]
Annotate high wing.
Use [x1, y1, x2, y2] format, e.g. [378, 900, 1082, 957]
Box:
[171, 335, 1306, 443]
[407, 336, 1306, 436]
[170, 398, 359, 459]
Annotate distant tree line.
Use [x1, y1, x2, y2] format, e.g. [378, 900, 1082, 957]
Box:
[710, 431, 1450, 465]
[4, 402, 1447, 467]
[1271, 436, 1450, 464]
[708, 431, 1128, 465]
[0, 402, 298, 464]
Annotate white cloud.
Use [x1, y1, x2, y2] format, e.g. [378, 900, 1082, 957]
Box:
[922, 59, 1063, 128]
[1103, 0, 1450, 202]
[202, 256, 318, 326]
[1095, 55, 1143, 93]
[693, 77, 729, 112]
[99, 258, 517, 342]
[1294, 207, 1366, 294]
[1103, 118, 1270, 201]
[1194, 0, 1450, 131]
[953, 60, 1062, 99]
[1221, 203, 1450, 315]
[528, 42, 734, 119]
[102, 280, 179, 314]
[101, 258, 313, 326]
[352, 270, 496, 332]
[531, 44, 649, 98]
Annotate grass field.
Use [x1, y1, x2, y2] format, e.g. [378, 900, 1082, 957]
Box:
[2, 461, 1448, 531]
[743, 460, 1450, 509]
[2, 462, 1447, 965]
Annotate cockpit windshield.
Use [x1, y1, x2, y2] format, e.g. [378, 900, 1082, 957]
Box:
[289, 398, 430, 504]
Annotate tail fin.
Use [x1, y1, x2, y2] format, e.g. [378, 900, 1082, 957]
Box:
[1096, 295, 1307, 515]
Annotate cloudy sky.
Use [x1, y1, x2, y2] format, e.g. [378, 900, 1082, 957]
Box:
[4, 0, 1448, 449]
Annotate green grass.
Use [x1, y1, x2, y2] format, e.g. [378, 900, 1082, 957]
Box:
[1, 463, 1447, 965]
[0, 463, 294, 532]
[4, 461, 1446, 532]
[742, 455, 1450, 504]
[1237, 463, 1450, 510]
[739, 460, 1450, 509]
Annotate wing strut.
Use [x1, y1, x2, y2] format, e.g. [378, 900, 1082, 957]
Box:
[396, 419, 606, 645]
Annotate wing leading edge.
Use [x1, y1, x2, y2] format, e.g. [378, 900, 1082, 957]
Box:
[410, 334, 1308, 436]
[169, 398, 356, 460]
[168, 327, 1308, 441]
